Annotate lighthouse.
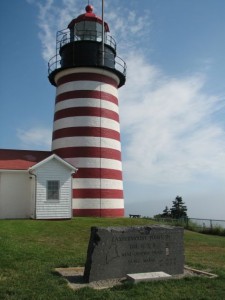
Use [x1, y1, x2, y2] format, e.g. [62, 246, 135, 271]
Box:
[48, 4, 126, 217]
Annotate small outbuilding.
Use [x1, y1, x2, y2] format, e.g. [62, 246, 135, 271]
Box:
[0, 149, 77, 219]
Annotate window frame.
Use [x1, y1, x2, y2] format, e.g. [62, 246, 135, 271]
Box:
[46, 180, 60, 201]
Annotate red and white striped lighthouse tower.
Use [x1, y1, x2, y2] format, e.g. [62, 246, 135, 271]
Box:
[48, 4, 126, 217]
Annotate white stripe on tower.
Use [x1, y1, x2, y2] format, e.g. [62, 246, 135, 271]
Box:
[52, 67, 124, 217]
[73, 179, 123, 189]
[55, 98, 119, 113]
[66, 157, 122, 170]
[52, 137, 121, 151]
[56, 81, 117, 96]
[53, 117, 120, 132]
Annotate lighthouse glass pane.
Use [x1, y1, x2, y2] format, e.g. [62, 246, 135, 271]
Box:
[96, 23, 103, 41]
[75, 21, 85, 35]
[74, 21, 102, 41]
[47, 180, 60, 200]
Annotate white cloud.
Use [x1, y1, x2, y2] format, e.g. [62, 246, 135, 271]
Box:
[105, 5, 151, 53]
[36, 0, 55, 62]
[17, 127, 52, 150]
[28, 0, 225, 187]
[31, 0, 81, 62]
[119, 53, 225, 185]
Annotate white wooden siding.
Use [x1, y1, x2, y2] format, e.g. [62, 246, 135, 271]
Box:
[34, 158, 72, 219]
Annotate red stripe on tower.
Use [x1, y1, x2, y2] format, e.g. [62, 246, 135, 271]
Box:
[56, 90, 119, 105]
[73, 209, 124, 217]
[48, 4, 126, 217]
[53, 127, 120, 141]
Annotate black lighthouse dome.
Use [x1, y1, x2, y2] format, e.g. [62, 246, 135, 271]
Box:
[48, 5, 126, 87]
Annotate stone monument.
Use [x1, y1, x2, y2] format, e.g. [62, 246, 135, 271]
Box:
[83, 225, 184, 282]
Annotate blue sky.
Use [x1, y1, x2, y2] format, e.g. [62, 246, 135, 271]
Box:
[0, 0, 225, 219]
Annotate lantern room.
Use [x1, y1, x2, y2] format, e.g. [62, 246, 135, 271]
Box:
[48, 5, 126, 87]
[68, 5, 109, 42]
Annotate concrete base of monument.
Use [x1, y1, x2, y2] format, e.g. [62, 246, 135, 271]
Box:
[127, 271, 171, 283]
[55, 266, 218, 290]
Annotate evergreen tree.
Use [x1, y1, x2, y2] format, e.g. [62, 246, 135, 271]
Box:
[170, 196, 187, 219]
[161, 206, 171, 218]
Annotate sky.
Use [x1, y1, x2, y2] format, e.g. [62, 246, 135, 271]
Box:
[0, 0, 225, 220]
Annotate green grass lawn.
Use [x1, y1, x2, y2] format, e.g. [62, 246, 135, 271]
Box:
[0, 218, 225, 300]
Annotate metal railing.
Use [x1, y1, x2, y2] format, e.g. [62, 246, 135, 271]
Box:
[48, 28, 126, 76]
[151, 217, 225, 229]
[48, 51, 126, 76]
[188, 218, 225, 229]
[57, 28, 117, 50]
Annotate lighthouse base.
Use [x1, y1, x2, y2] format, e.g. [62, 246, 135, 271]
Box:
[73, 209, 124, 218]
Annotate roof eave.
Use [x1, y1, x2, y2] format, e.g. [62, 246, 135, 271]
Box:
[28, 154, 78, 172]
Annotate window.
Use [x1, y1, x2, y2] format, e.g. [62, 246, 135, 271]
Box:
[74, 21, 102, 41]
[47, 180, 60, 200]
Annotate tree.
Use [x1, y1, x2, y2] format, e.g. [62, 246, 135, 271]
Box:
[154, 195, 188, 220]
[161, 206, 171, 218]
[170, 196, 187, 219]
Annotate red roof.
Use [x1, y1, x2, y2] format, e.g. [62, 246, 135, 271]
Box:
[68, 5, 109, 32]
[0, 149, 52, 170]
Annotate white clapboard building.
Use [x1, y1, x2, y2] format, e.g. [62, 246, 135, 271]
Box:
[0, 149, 77, 219]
